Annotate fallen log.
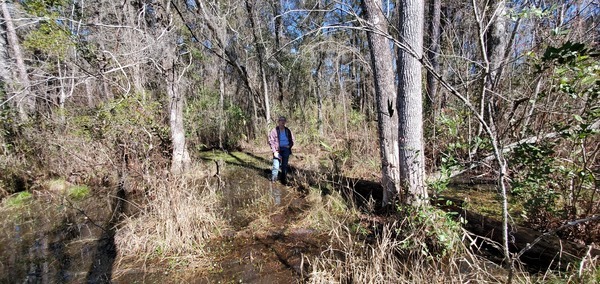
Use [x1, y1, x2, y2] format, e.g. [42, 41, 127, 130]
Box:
[427, 119, 600, 183]
[436, 197, 599, 271]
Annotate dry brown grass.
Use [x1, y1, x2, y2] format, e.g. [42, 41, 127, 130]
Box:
[303, 221, 509, 283]
[114, 165, 224, 260]
[303, 210, 600, 284]
[295, 187, 359, 232]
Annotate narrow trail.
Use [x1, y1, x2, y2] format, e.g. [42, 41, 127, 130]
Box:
[197, 151, 327, 283]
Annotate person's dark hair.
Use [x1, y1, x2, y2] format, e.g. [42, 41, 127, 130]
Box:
[278, 116, 286, 122]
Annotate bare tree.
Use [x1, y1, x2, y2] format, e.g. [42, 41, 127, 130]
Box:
[166, 61, 191, 174]
[245, 0, 271, 126]
[1, 1, 34, 119]
[0, 4, 10, 106]
[473, 0, 508, 141]
[362, 0, 400, 206]
[472, 0, 512, 270]
[195, 0, 265, 138]
[161, 1, 191, 174]
[270, 0, 285, 104]
[397, 0, 427, 206]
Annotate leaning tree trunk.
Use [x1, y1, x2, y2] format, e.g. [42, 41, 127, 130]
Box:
[0, 7, 10, 105]
[362, 0, 400, 206]
[434, 197, 600, 272]
[397, 0, 427, 206]
[476, 0, 513, 271]
[1, 1, 34, 120]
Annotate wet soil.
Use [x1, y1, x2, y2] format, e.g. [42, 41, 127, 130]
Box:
[194, 151, 328, 283]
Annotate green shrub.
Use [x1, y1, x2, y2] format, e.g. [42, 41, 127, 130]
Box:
[395, 206, 464, 258]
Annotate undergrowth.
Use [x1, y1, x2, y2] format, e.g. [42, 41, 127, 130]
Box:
[114, 168, 223, 260]
[300, 192, 599, 283]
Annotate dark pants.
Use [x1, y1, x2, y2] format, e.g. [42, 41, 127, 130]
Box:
[272, 147, 291, 181]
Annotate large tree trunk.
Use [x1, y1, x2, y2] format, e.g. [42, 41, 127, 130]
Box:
[362, 0, 400, 206]
[473, 0, 508, 142]
[163, 0, 190, 175]
[485, 0, 508, 93]
[484, 0, 508, 136]
[397, 0, 427, 206]
[1, 1, 34, 119]
[167, 66, 191, 175]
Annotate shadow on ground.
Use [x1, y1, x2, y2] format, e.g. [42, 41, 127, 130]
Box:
[206, 150, 598, 274]
[226, 151, 384, 210]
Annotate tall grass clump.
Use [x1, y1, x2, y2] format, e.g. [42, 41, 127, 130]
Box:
[296, 186, 361, 232]
[305, 207, 507, 283]
[114, 168, 223, 260]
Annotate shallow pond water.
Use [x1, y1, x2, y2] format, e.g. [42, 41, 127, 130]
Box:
[7, 151, 521, 283]
[0, 154, 320, 283]
[198, 158, 325, 283]
[0, 188, 120, 283]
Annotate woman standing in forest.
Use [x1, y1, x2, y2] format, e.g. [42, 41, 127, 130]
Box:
[268, 116, 295, 184]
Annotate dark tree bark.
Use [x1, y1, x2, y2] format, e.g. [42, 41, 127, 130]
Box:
[425, 0, 441, 121]
[271, 0, 285, 104]
[245, 0, 271, 125]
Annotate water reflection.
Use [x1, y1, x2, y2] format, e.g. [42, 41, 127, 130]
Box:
[271, 185, 281, 205]
[0, 189, 123, 283]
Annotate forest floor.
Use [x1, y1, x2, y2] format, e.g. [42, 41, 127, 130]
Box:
[188, 150, 328, 283]
[1, 149, 596, 283]
[110, 149, 358, 283]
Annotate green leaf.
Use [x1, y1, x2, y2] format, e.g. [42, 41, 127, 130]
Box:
[320, 141, 333, 152]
